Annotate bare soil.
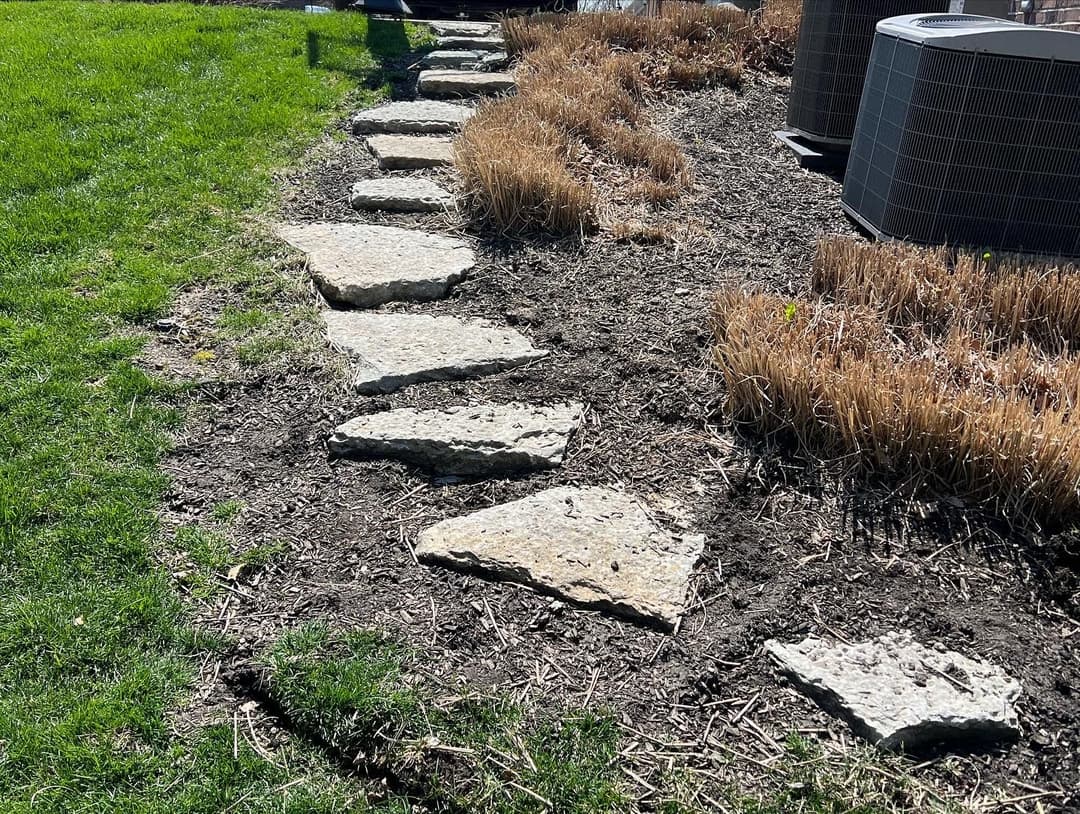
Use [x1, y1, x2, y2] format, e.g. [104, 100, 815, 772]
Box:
[158, 73, 1080, 809]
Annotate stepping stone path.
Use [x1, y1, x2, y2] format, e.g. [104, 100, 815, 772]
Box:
[297, 19, 709, 636]
[765, 632, 1022, 751]
[350, 178, 454, 213]
[329, 402, 583, 474]
[365, 134, 453, 170]
[436, 35, 506, 51]
[351, 99, 473, 135]
[416, 486, 705, 630]
[323, 311, 547, 394]
[276, 223, 472, 308]
[418, 70, 516, 97]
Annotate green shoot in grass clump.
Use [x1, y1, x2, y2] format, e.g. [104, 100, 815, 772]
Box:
[264, 626, 628, 812]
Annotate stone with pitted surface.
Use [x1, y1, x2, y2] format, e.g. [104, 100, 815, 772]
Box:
[349, 178, 453, 213]
[323, 311, 547, 394]
[765, 632, 1022, 751]
[351, 100, 473, 135]
[329, 402, 583, 474]
[365, 135, 453, 170]
[423, 50, 487, 69]
[418, 70, 516, 97]
[275, 223, 472, 308]
[428, 20, 499, 37]
[436, 35, 505, 51]
[415, 486, 705, 629]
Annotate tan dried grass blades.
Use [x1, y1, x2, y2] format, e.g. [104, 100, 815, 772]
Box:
[457, 1, 801, 235]
[713, 240, 1080, 522]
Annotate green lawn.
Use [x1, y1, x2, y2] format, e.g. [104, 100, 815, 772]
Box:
[0, 3, 420, 810]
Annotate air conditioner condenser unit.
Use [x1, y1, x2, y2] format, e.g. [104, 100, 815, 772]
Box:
[842, 14, 1080, 257]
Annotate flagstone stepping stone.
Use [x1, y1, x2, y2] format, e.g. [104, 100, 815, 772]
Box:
[429, 20, 499, 37]
[436, 35, 505, 51]
[352, 100, 473, 135]
[765, 632, 1022, 752]
[329, 402, 583, 474]
[323, 311, 547, 394]
[350, 178, 454, 213]
[423, 50, 487, 69]
[415, 486, 706, 630]
[418, 70, 516, 97]
[275, 222, 472, 308]
[365, 135, 454, 170]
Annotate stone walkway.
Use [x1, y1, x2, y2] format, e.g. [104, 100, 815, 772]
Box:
[268, 19, 1025, 755]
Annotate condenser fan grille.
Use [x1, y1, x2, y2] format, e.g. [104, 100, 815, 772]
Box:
[843, 34, 1080, 257]
[786, 0, 949, 145]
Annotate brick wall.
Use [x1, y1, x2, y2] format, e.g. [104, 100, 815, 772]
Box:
[1012, 0, 1080, 29]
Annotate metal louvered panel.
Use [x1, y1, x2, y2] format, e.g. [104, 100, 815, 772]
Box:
[842, 31, 1080, 258]
[786, 0, 950, 146]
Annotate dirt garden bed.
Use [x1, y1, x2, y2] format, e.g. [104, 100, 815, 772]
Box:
[154, 61, 1080, 811]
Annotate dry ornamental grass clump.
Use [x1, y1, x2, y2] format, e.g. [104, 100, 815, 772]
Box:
[455, 1, 799, 236]
[713, 240, 1080, 524]
[813, 236, 1080, 350]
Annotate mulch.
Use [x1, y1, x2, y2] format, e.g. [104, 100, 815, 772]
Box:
[157, 71, 1080, 809]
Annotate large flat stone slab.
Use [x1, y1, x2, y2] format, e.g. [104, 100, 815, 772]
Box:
[329, 402, 583, 474]
[436, 35, 505, 51]
[765, 632, 1022, 751]
[323, 311, 547, 394]
[352, 100, 473, 135]
[416, 487, 705, 629]
[350, 178, 453, 213]
[428, 20, 500, 37]
[423, 50, 488, 69]
[418, 70, 516, 97]
[365, 135, 453, 170]
[275, 223, 472, 308]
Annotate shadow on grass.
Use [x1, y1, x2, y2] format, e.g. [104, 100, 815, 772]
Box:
[305, 17, 420, 97]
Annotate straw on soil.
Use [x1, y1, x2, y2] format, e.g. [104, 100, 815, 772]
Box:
[713, 240, 1080, 523]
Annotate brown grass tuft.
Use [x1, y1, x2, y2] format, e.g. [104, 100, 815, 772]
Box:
[456, 2, 802, 235]
[813, 236, 1080, 350]
[713, 240, 1080, 523]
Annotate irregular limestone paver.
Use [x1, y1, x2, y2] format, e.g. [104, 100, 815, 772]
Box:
[352, 100, 473, 135]
[423, 50, 488, 69]
[329, 402, 584, 474]
[350, 178, 454, 213]
[323, 311, 547, 394]
[418, 70, 516, 97]
[429, 20, 499, 37]
[365, 135, 454, 170]
[415, 486, 706, 630]
[275, 223, 472, 308]
[436, 35, 506, 51]
[765, 632, 1022, 751]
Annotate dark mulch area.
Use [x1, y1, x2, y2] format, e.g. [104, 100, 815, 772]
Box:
[160, 73, 1080, 808]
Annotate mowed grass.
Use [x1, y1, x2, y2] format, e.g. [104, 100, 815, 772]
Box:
[0, 3, 419, 809]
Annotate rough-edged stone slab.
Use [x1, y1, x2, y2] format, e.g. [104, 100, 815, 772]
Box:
[765, 632, 1022, 751]
[478, 51, 511, 71]
[416, 487, 705, 629]
[323, 311, 547, 393]
[329, 402, 583, 474]
[429, 20, 499, 37]
[436, 35, 505, 51]
[275, 223, 472, 308]
[418, 70, 516, 97]
[350, 178, 454, 213]
[352, 100, 473, 135]
[365, 135, 453, 170]
[423, 50, 487, 69]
